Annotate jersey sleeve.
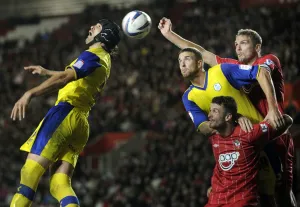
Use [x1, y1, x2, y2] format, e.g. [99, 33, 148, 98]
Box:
[67, 51, 102, 79]
[182, 91, 208, 129]
[220, 63, 266, 89]
[216, 56, 239, 64]
[248, 121, 276, 147]
[255, 54, 281, 73]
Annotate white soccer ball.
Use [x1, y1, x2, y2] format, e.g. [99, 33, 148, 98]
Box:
[122, 10, 152, 39]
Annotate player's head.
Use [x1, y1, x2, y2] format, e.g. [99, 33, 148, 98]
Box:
[235, 29, 262, 63]
[178, 47, 204, 80]
[86, 19, 121, 53]
[208, 96, 238, 130]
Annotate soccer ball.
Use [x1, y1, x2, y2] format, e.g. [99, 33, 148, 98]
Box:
[122, 10, 152, 39]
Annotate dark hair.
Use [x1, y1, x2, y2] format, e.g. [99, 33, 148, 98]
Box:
[179, 47, 203, 61]
[212, 96, 238, 121]
[236, 29, 262, 46]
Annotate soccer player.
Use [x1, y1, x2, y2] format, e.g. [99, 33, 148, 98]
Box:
[205, 96, 293, 207]
[10, 19, 121, 207]
[159, 18, 296, 207]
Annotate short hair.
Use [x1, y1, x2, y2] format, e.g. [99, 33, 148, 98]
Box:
[236, 29, 262, 46]
[179, 47, 203, 61]
[212, 96, 238, 121]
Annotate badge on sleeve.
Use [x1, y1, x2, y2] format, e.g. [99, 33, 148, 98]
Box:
[73, 59, 84, 69]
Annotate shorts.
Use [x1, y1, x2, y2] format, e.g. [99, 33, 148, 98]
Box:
[257, 151, 276, 195]
[20, 102, 89, 167]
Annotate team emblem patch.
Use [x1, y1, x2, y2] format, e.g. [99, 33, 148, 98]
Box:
[264, 59, 274, 66]
[233, 139, 241, 149]
[260, 123, 268, 132]
[214, 83, 222, 91]
[73, 59, 84, 69]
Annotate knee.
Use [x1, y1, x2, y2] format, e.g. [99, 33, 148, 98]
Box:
[20, 159, 45, 185]
[49, 173, 72, 198]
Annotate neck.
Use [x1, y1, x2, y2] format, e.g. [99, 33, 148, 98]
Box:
[89, 42, 103, 49]
[217, 122, 235, 137]
[191, 70, 206, 87]
[246, 53, 261, 65]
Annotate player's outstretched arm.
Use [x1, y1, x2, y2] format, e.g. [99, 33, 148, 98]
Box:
[158, 17, 218, 67]
[24, 65, 62, 77]
[11, 68, 76, 121]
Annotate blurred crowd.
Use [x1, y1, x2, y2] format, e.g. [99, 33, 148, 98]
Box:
[0, 0, 300, 206]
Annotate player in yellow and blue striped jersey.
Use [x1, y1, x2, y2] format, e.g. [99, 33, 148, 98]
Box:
[10, 19, 121, 207]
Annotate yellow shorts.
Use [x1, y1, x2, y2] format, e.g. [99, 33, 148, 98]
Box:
[257, 151, 276, 195]
[21, 102, 89, 167]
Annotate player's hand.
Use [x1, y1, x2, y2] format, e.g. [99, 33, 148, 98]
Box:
[11, 91, 32, 121]
[158, 17, 172, 36]
[238, 116, 253, 132]
[264, 108, 285, 129]
[24, 65, 48, 76]
[207, 186, 212, 198]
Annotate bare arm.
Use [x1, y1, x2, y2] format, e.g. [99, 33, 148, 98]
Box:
[24, 65, 62, 77]
[198, 121, 217, 136]
[11, 68, 76, 121]
[256, 65, 285, 127]
[28, 69, 75, 97]
[158, 17, 218, 67]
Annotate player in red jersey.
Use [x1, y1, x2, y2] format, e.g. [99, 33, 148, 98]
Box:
[205, 96, 293, 207]
[158, 18, 296, 207]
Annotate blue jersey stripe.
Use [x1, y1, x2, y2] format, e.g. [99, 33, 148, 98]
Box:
[31, 102, 74, 155]
[60, 196, 80, 207]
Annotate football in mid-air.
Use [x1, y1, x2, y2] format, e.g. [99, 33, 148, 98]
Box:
[122, 10, 152, 39]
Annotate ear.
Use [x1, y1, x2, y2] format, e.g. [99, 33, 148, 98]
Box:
[255, 44, 261, 54]
[197, 59, 203, 70]
[225, 113, 233, 122]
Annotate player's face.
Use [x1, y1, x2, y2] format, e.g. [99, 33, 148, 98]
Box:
[235, 35, 257, 64]
[178, 52, 201, 79]
[208, 103, 227, 129]
[85, 23, 102, 44]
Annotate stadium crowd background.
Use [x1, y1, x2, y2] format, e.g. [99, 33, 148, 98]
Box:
[0, 0, 300, 206]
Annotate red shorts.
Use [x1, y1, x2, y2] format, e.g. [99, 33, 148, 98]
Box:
[205, 197, 258, 207]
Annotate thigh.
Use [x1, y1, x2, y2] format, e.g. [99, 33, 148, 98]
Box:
[21, 103, 75, 162]
[57, 110, 89, 168]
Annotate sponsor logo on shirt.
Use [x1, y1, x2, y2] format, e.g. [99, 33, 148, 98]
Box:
[73, 59, 84, 69]
[218, 151, 240, 171]
[213, 83, 222, 91]
[260, 123, 268, 133]
[239, 64, 252, 70]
